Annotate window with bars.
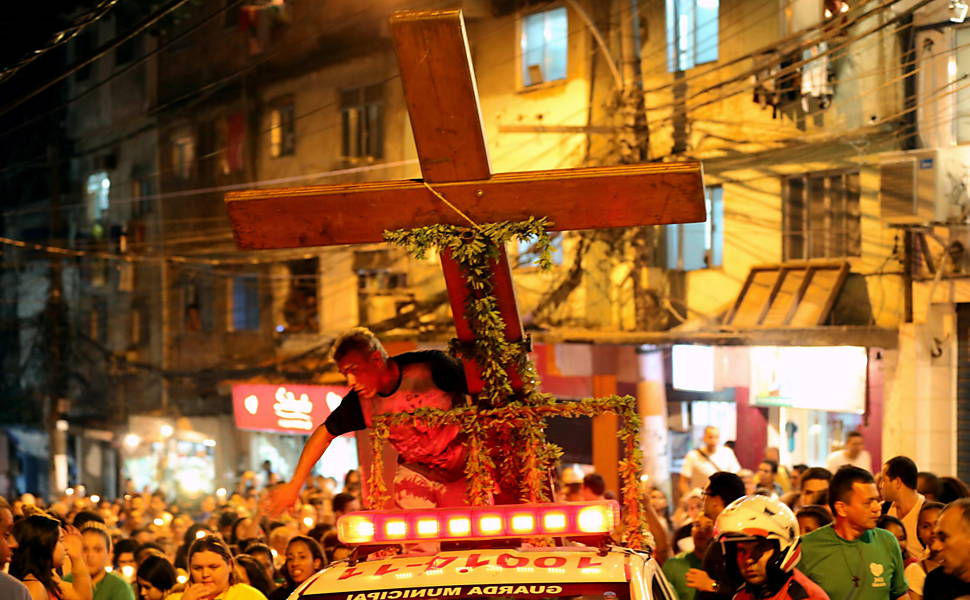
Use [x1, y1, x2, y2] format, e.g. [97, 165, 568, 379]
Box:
[666, 185, 723, 270]
[270, 103, 295, 158]
[231, 275, 260, 331]
[520, 7, 568, 87]
[340, 84, 384, 160]
[783, 171, 861, 260]
[665, 0, 719, 72]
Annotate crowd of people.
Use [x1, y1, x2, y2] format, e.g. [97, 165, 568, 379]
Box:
[646, 426, 970, 600]
[0, 469, 363, 600]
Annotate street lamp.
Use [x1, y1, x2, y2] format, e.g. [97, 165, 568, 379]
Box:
[123, 433, 141, 449]
[160, 424, 174, 438]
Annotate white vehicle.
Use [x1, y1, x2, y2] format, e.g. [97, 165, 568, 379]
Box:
[289, 501, 678, 600]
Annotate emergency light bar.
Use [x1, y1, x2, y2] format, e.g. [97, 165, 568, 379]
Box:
[337, 501, 619, 545]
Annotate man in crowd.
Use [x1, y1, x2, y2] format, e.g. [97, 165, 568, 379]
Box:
[825, 431, 872, 473]
[332, 492, 360, 520]
[799, 466, 908, 600]
[756, 459, 783, 497]
[0, 497, 31, 600]
[924, 497, 970, 598]
[679, 427, 742, 496]
[716, 495, 829, 600]
[784, 467, 831, 510]
[684, 472, 747, 600]
[879, 455, 925, 560]
[265, 327, 469, 515]
[663, 515, 713, 600]
[581, 474, 607, 501]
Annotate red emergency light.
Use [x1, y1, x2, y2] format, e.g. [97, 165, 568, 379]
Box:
[337, 501, 619, 545]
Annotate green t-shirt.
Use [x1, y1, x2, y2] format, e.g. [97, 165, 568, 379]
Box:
[661, 550, 703, 600]
[64, 571, 135, 600]
[799, 524, 908, 600]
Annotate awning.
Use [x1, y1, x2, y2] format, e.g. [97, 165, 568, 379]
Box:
[724, 260, 848, 327]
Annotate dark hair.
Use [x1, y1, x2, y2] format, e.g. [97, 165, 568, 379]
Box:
[73, 510, 105, 529]
[10, 514, 62, 599]
[230, 516, 253, 545]
[582, 473, 606, 496]
[332, 493, 357, 514]
[217, 509, 239, 531]
[235, 554, 276, 596]
[876, 514, 906, 538]
[884, 456, 918, 490]
[760, 459, 779, 474]
[918, 472, 942, 499]
[80, 522, 112, 551]
[707, 472, 746, 505]
[796, 505, 833, 530]
[921, 501, 946, 516]
[828, 465, 875, 514]
[307, 523, 333, 544]
[243, 541, 273, 558]
[136, 554, 177, 592]
[136, 541, 166, 563]
[792, 464, 809, 475]
[187, 536, 235, 585]
[283, 536, 326, 588]
[939, 477, 970, 504]
[800, 467, 832, 488]
[114, 537, 139, 567]
[846, 431, 863, 441]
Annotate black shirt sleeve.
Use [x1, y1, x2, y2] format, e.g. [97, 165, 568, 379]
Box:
[393, 350, 467, 395]
[324, 390, 366, 436]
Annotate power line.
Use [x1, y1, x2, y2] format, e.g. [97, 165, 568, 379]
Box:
[0, 0, 197, 119]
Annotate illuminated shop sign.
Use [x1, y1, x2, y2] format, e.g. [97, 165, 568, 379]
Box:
[750, 346, 867, 413]
[232, 383, 349, 434]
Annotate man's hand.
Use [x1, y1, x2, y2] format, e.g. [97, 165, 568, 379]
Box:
[261, 481, 300, 518]
[685, 568, 718, 592]
[62, 526, 84, 561]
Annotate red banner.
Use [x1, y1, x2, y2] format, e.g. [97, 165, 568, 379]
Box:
[232, 383, 349, 435]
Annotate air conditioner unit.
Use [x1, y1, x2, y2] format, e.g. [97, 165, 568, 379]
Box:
[878, 147, 970, 225]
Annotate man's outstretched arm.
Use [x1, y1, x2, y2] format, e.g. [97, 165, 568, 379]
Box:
[263, 423, 336, 517]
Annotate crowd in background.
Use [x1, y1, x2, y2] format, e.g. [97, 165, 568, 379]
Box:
[0, 467, 364, 600]
[5, 427, 970, 600]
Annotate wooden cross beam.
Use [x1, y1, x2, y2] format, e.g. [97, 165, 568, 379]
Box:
[225, 9, 706, 396]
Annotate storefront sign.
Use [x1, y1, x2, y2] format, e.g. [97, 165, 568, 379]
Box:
[232, 384, 349, 434]
[750, 346, 867, 413]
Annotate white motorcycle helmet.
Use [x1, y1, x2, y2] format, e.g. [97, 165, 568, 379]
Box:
[714, 495, 802, 574]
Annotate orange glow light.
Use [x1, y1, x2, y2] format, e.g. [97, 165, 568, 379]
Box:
[385, 519, 408, 538]
[447, 517, 471, 536]
[479, 515, 503, 535]
[510, 513, 536, 534]
[416, 518, 440, 537]
[577, 505, 610, 533]
[543, 511, 567, 532]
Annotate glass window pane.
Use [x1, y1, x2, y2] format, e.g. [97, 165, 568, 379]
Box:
[544, 7, 568, 81]
[695, 0, 719, 65]
[681, 221, 708, 270]
[807, 177, 827, 258]
[846, 172, 861, 257]
[709, 185, 724, 267]
[785, 178, 805, 260]
[665, 224, 681, 269]
[522, 12, 546, 85]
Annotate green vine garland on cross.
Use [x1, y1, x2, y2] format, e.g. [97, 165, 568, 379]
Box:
[371, 218, 648, 549]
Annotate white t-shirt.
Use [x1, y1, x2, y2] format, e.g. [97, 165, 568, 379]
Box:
[904, 560, 929, 596]
[825, 448, 872, 473]
[680, 445, 742, 491]
[888, 493, 926, 560]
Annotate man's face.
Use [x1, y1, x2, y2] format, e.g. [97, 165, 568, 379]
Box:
[835, 482, 881, 531]
[756, 463, 774, 486]
[337, 350, 386, 397]
[337, 498, 361, 516]
[703, 490, 724, 520]
[800, 478, 828, 507]
[846, 435, 864, 458]
[878, 464, 897, 502]
[934, 508, 970, 581]
[0, 508, 16, 568]
[702, 427, 719, 450]
[690, 517, 713, 554]
[736, 540, 775, 586]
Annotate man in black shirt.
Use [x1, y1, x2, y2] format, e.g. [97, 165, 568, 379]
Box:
[264, 327, 469, 516]
[924, 498, 970, 599]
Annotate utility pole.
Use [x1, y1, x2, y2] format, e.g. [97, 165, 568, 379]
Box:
[47, 142, 69, 496]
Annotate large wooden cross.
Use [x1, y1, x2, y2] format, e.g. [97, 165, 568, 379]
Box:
[226, 8, 705, 396]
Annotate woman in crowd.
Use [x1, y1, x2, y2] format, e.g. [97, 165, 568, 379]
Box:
[233, 555, 275, 598]
[876, 514, 916, 566]
[905, 501, 945, 600]
[795, 505, 832, 535]
[135, 555, 177, 600]
[167, 536, 264, 600]
[10, 514, 93, 600]
[267, 536, 325, 600]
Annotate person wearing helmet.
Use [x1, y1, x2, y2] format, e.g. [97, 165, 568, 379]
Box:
[715, 495, 829, 600]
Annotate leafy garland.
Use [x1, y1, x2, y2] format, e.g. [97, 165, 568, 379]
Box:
[373, 218, 648, 549]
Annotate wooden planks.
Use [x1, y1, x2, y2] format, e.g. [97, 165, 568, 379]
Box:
[226, 162, 706, 249]
[389, 9, 491, 183]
